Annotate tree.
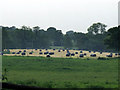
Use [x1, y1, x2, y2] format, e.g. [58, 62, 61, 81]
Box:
[63, 34, 73, 49]
[33, 26, 40, 48]
[46, 27, 56, 46]
[33, 26, 40, 31]
[87, 22, 107, 35]
[104, 26, 120, 51]
[46, 27, 64, 46]
[97, 23, 107, 34]
[54, 30, 63, 46]
[74, 32, 88, 49]
[2, 27, 12, 50]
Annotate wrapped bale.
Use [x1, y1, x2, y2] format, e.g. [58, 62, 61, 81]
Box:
[79, 54, 84, 57]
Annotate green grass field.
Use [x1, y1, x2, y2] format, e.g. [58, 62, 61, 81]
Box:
[2, 56, 119, 88]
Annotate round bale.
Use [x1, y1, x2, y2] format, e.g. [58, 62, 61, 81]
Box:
[29, 52, 33, 54]
[71, 53, 75, 56]
[80, 51, 83, 53]
[39, 52, 43, 55]
[84, 53, 87, 56]
[22, 52, 26, 55]
[46, 55, 50, 57]
[49, 52, 54, 55]
[75, 52, 78, 54]
[66, 53, 70, 57]
[106, 54, 112, 57]
[12, 52, 15, 54]
[40, 50, 42, 51]
[89, 51, 91, 53]
[79, 54, 84, 57]
[44, 52, 49, 55]
[58, 50, 61, 52]
[90, 54, 96, 57]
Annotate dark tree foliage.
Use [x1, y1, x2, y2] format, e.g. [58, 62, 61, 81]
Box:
[87, 22, 107, 35]
[47, 27, 63, 46]
[1, 24, 118, 52]
[73, 32, 88, 49]
[63, 34, 73, 49]
[104, 26, 120, 52]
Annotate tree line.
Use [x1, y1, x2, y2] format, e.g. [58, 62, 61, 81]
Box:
[2, 22, 120, 52]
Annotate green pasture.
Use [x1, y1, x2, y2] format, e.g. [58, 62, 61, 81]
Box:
[2, 56, 119, 88]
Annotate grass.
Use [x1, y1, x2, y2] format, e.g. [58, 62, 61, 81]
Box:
[2, 56, 119, 88]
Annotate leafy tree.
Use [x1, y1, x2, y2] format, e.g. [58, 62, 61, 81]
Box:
[63, 34, 73, 49]
[47, 27, 56, 46]
[74, 32, 88, 49]
[54, 30, 63, 46]
[2, 24, 116, 52]
[2, 27, 12, 50]
[88, 22, 107, 35]
[104, 26, 120, 51]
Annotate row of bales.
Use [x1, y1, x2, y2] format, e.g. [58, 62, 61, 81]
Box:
[2, 49, 120, 58]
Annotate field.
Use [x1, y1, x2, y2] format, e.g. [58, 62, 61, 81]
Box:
[2, 56, 119, 88]
[3, 49, 119, 58]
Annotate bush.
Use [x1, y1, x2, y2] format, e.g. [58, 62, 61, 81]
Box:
[2, 51, 10, 54]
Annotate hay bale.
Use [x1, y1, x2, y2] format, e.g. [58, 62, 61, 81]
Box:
[19, 51, 22, 53]
[29, 52, 33, 54]
[89, 51, 91, 53]
[100, 52, 102, 54]
[39, 50, 42, 51]
[39, 52, 43, 54]
[84, 53, 87, 55]
[66, 53, 70, 57]
[79, 54, 84, 57]
[44, 52, 49, 55]
[80, 51, 83, 53]
[75, 52, 78, 54]
[67, 50, 69, 53]
[49, 52, 54, 55]
[71, 53, 75, 56]
[46, 55, 50, 57]
[23, 50, 26, 52]
[12, 52, 15, 54]
[58, 50, 61, 52]
[63, 49, 65, 51]
[16, 52, 20, 54]
[90, 54, 96, 57]
[106, 54, 112, 57]
[22, 53, 26, 55]
[115, 53, 118, 56]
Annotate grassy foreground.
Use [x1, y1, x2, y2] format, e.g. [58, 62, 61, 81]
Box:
[2, 56, 118, 88]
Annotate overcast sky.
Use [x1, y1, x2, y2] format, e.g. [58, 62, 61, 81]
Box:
[0, 0, 119, 33]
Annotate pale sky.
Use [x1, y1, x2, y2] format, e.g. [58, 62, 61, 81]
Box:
[0, 0, 119, 34]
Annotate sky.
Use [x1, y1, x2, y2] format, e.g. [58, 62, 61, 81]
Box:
[0, 0, 119, 34]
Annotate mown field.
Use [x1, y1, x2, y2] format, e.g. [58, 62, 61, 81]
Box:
[2, 56, 119, 88]
[4, 49, 119, 58]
